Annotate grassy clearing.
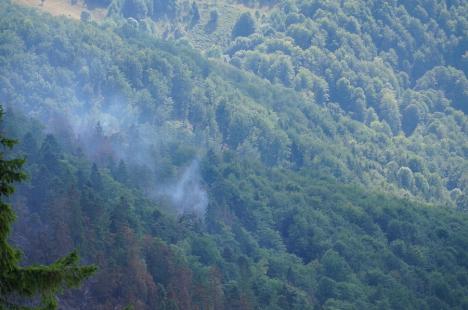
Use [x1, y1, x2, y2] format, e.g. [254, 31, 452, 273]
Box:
[12, 0, 106, 21]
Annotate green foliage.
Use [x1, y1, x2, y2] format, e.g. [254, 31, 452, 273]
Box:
[402, 104, 420, 136]
[80, 10, 91, 22]
[201, 155, 468, 308]
[286, 24, 313, 49]
[3, 100, 466, 309]
[415, 66, 468, 113]
[190, 2, 200, 26]
[397, 167, 414, 190]
[206, 9, 219, 31]
[151, 0, 178, 19]
[0, 108, 96, 309]
[122, 0, 148, 19]
[0, 1, 467, 309]
[3, 0, 466, 206]
[232, 12, 256, 38]
[85, 0, 112, 7]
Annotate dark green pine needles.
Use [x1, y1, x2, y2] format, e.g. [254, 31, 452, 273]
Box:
[0, 108, 96, 309]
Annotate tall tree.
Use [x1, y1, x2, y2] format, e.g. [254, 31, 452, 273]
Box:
[232, 12, 256, 38]
[0, 108, 96, 309]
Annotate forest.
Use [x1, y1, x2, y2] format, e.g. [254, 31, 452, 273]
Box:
[0, 0, 467, 308]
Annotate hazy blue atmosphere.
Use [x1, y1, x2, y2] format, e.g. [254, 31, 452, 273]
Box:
[0, 0, 467, 308]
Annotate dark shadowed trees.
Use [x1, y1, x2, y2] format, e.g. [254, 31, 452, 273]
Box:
[232, 12, 256, 38]
[0, 108, 96, 309]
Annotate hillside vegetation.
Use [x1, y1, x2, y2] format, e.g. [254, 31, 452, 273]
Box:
[6, 0, 468, 207]
[0, 0, 467, 309]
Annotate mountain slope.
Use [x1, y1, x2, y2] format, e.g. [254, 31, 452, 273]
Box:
[5, 110, 468, 309]
[1, 1, 466, 207]
[0, 1, 467, 309]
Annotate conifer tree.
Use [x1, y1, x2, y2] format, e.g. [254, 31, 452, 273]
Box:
[232, 12, 256, 38]
[0, 107, 96, 309]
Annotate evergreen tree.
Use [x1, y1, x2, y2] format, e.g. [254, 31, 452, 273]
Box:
[115, 160, 129, 184]
[0, 108, 96, 309]
[205, 9, 219, 32]
[190, 2, 200, 25]
[90, 162, 103, 190]
[232, 12, 256, 38]
[402, 104, 421, 136]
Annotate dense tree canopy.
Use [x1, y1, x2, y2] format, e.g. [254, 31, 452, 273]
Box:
[0, 108, 95, 309]
[232, 12, 256, 38]
[0, 0, 467, 308]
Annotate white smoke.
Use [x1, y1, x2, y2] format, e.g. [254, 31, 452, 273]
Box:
[9, 96, 209, 215]
[159, 160, 208, 215]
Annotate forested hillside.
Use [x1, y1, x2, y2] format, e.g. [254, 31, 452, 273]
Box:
[109, 0, 468, 207]
[5, 0, 468, 207]
[4, 107, 468, 309]
[1, 0, 467, 309]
